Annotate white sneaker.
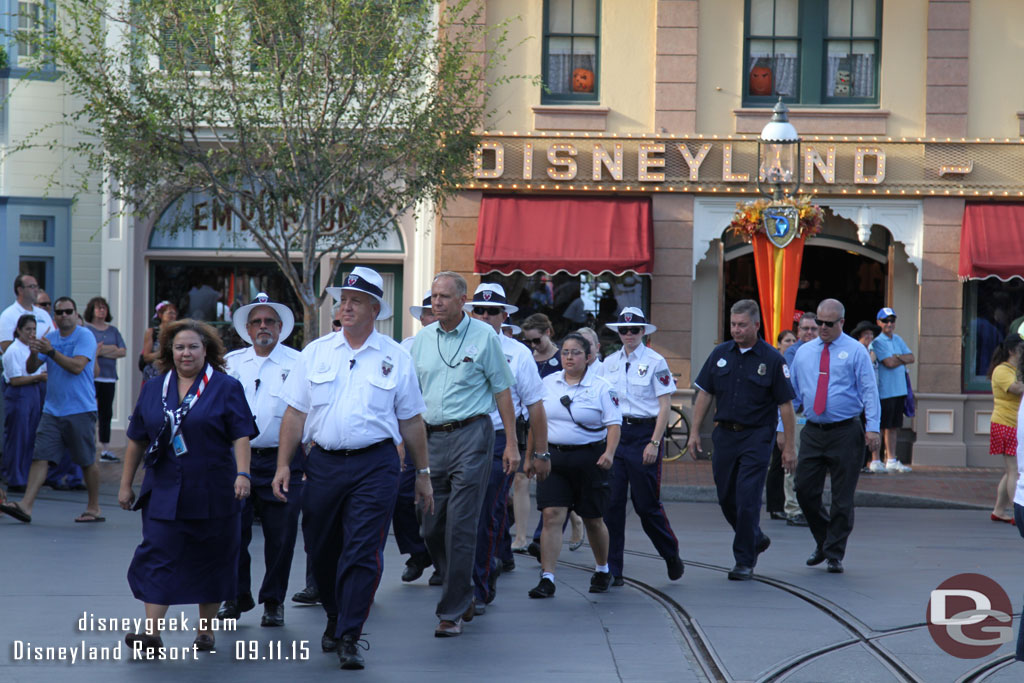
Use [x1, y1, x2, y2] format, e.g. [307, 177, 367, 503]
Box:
[885, 459, 912, 473]
[868, 460, 886, 473]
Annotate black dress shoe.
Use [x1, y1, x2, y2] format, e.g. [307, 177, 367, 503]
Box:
[217, 600, 241, 620]
[124, 632, 163, 658]
[337, 635, 366, 670]
[612, 575, 624, 587]
[756, 534, 771, 554]
[193, 633, 215, 651]
[322, 618, 338, 652]
[527, 541, 541, 562]
[237, 592, 255, 612]
[728, 564, 754, 581]
[528, 577, 556, 598]
[261, 601, 284, 627]
[428, 569, 444, 586]
[485, 564, 501, 604]
[502, 558, 516, 572]
[291, 586, 320, 605]
[806, 548, 826, 566]
[769, 511, 787, 520]
[590, 571, 612, 593]
[787, 514, 809, 527]
[827, 558, 844, 573]
[402, 559, 425, 583]
[666, 555, 685, 581]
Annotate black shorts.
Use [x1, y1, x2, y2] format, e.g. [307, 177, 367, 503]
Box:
[535, 442, 610, 519]
[879, 396, 905, 430]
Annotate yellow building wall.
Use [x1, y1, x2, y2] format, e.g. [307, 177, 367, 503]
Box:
[696, 0, 927, 138]
[967, 0, 1024, 139]
[484, 0, 655, 133]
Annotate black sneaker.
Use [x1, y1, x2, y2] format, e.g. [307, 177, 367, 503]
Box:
[589, 571, 612, 593]
[502, 558, 516, 572]
[99, 451, 120, 463]
[527, 541, 541, 562]
[612, 576, 625, 587]
[428, 569, 444, 586]
[291, 586, 320, 605]
[666, 555, 685, 581]
[528, 577, 556, 599]
[322, 618, 338, 652]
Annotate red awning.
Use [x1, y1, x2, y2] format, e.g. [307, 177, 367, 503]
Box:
[475, 195, 654, 276]
[960, 203, 1024, 281]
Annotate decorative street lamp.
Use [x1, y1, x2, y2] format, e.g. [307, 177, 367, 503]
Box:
[756, 97, 801, 202]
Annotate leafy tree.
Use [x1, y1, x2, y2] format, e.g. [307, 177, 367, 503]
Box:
[13, 0, 517, 339]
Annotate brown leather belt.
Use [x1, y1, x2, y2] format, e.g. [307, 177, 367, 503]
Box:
[425, 414, 489, 434]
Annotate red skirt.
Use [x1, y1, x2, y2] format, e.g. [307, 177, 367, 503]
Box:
[989, 421, 1018, 456]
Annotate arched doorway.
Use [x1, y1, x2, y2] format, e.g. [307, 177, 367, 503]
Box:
[721, 209, 890, 341]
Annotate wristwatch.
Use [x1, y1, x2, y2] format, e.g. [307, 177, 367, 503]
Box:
[649, 439, 661, 447]
[45, 348, 56, 359]
[532, 451, 551, 461]
[416, 467, 431, 475]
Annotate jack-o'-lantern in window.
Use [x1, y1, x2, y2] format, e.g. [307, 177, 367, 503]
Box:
[748, 60, 773, 96]
[572, 68, 595, 93]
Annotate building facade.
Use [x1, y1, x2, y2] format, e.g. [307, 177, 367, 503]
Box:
[437, 0, 1024, 467]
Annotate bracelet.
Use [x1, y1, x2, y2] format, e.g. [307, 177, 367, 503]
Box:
[45, 348, 56, 358]
[237, 471, 251, 480]
[532, 452, 551, 461]
[416, 467, 431, 475]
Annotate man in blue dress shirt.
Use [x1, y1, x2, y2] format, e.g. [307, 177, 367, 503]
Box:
[789, 299, 881, 574]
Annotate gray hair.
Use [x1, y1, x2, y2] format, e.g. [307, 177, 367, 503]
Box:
[799, 310, 817, 322]
[730, 299, 760, 324]
[433, 271, 467, 297]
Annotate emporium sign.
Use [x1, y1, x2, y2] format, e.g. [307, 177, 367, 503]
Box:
[465, 134, 1024, 197]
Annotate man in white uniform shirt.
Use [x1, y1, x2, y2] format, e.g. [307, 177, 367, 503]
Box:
[0, 274, 54, 353]
[273, 267, 432, 670]
[218, 294, 303, 628]
[466, 283, 548, 613]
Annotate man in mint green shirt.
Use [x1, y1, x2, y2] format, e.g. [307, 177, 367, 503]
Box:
[410, 271, 518, 637]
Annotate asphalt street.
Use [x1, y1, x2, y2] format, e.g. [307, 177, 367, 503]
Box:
[1, 486, 1022, 682]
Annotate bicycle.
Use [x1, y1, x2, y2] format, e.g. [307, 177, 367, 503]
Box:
[662, 405, 693, 462]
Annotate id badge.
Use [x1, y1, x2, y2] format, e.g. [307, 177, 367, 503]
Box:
[171, 432, 189, 457]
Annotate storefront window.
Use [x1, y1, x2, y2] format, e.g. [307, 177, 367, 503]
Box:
[151, 261, 305, 351]
[482, 271, 649, 356]
[963, 279, 1024, 392]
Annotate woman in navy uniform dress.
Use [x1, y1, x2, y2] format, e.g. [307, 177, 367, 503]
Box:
[2, 315, 47, 489]
[118, 319, 256, 654]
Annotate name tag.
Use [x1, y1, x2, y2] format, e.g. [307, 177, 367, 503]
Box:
[172, 433, 189, 457]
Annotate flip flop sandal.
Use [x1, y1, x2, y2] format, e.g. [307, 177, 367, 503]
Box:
[0, 502, 32, 523]
[75, 511, 106, 523]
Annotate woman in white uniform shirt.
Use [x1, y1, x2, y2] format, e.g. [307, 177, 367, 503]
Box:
[528, 333, 621, 599]
[2, 315, 47, 489]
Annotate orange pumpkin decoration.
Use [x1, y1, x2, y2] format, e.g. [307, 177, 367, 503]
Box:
[572, 68, 595, 93]
[749, 64, 773, 96]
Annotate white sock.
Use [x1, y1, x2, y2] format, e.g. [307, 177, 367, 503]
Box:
[595, 564, 609, 573]
[541, 572, 555, 582]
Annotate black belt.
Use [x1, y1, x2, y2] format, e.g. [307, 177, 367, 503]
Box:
[425, 414, 489, 434]
[314, 439, 393, 456]
[806, 417, 858, 431]
[251, 447, 279, 458]
[551, 440, 606, 452]
[716, 421, 758, 432]
[623, 416, 657, 426]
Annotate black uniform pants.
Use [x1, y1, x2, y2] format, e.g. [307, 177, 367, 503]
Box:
[795, 420, 864, 561]
[711, 424, 773, 567]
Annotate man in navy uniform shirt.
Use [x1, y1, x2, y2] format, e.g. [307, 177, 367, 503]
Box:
[688, 299, 796, 581]
[789, 299, 881, 574]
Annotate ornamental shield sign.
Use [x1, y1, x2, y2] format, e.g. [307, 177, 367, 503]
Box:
[763, 204, 799, 248]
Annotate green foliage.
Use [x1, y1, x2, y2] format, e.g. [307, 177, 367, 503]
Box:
[11, 0, 523, 338]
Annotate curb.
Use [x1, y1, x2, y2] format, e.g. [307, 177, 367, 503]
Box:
[660, 485, 987, 510]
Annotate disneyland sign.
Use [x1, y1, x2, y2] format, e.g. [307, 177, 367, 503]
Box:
[467, 135, 1024, 196]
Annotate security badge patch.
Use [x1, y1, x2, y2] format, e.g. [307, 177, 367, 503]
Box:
[757, 363, 766, 376]
[382, 357, 393, 377]
[655, 369, 671, 387]
[609, 389, 619, 406]
[637, 364, 649, 377]
[782, 364, 791, 379]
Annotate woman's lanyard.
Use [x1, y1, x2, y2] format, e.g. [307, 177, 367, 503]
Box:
[561, 372, 605, 433]
[160, 364, 213, 457]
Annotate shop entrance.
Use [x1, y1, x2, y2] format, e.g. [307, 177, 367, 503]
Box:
[723, 244, 888, 343]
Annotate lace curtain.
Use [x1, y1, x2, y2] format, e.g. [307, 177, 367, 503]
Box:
[547, 51, 596, 94]
[825, 54, 875, 98]
[747, 55, 799, 98]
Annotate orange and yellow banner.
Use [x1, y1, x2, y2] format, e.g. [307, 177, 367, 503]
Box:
[752, 232, 806, 345]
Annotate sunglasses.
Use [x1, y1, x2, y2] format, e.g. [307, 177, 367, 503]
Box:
[814, 318, 840, 328]
[473, 307, 503, 316]
[618, 326, 644, 335]
[880, 317, 896, 324]
[524, 337, 544, 346]
[332, 320, 342, 330]
[37, 301, 51, 308]
[247, 317, 280, 327]
[561, 349, 585, 357]
[55, 308, 76, 316]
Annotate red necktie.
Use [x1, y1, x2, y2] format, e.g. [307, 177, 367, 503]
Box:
[813, 342, 830, 415]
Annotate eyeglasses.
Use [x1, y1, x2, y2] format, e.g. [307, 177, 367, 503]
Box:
[880, 317, 896, 324]
[814, 318, 840, 328]
[247, 317, 280, 327]
[19, 283, 39, 290]
[561, 349, 585, 357]
[524, 337, 543, 346]
[55, 308, 75, 316]
[619, 327, 644, 335]
[472, 307, 503, 316]
[332, 320, 342, 330]
[37, 301, 51, 308]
